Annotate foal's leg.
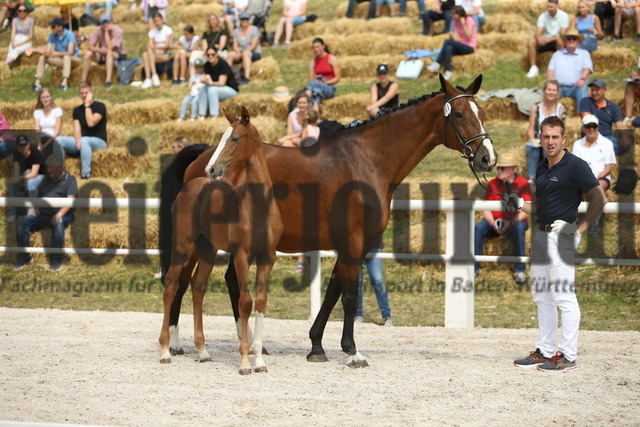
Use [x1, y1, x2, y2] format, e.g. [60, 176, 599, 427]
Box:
[169, 251, 198, 356]
[233, 250, 253, 375]
[159, 260, 186, 363]
[251, 252, 275, 373]
[307, 262, 343, 363]
[191, 256, 215, 362]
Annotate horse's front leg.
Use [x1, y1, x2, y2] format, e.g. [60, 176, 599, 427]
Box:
[168, 251, 198, 356]
[233, 250, 253, 375]
[191, 254, 215, 362]
[338, 260, 368, 368]
[251, 252, 275, 373]
[159, 264, 183, 363]
[226, 255, 262, 354]
[307, 261, 342, 363]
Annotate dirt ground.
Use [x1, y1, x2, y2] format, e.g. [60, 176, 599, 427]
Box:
[0, 307, 639, 426]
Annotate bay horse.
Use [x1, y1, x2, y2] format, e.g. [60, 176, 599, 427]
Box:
[159, 74, 497, 368]
[159, 106, 283, 375]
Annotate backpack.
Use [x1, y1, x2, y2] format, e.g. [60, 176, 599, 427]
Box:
[613, 167, 638, 195]
[117, 57, 142, 85]
[80, 13, 100, 27]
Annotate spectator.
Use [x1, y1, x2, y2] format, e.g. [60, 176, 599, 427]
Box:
[59, 5, 81, 42]
[10, 135, 45, 216]
[306, 37, 341, 111]
[354, 238, 393, 327]
[140, 12, 173, 89]
[81, 15, 126, 89]
[623, 56, 640, 127]
[591, 0, 615, 36]
[55, 82, 108, 179]
[85, 0, 119, 21]
[546, 29, 592, 107]
[346, 0, 376, 19]
[33, 88, 63, 156]
[526, 79, 567, 182]
[197, 46, 239, 119]
[613, 0, 640, 41]
[177, 57, 206, 122]
[201, 13, 229, 54]
[426, 5, 477, 81]
[221, 0, 249, 34]
[278, 92, 311, 147]
[456, 0, 486, 30]
[578, 78, 624, 153]
[13, 154, 77, 271]
[399, 0, 425, 17]
[0, 113, 16, 159]
[140, 0, 168, 30]
[366, 63, 399, 118]
[0, 0, 33, 31]
[30, 17, 81, 92]
[374, 0, 399, 17]
[4, 3, 33, 66]
[526, 0, 569, 79]
[474, 154, 532, 285]
[421, 0, 454, 36]
[570, 0, 603, 51]
[300, 109, 320, 143]
[227, 12, 261, 86]
[172, 25, 200, 85]
[273, 0, 307, 47]
[171, 136, 190, 154]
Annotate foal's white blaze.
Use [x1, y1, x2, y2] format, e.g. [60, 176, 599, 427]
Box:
[470, 101, 496, 165]
[204, 126, 233, 178]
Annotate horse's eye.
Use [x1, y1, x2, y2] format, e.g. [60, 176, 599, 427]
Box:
[231, 136, 240, 142]
[454, 111, 463, 119]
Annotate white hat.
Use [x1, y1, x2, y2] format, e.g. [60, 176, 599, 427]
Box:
[582, 114, 599, 126]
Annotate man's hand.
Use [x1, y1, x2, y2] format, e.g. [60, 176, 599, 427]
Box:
[501, 193, 524, 214]
[550, 220, 581, 237]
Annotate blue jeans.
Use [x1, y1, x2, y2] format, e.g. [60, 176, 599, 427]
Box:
[346, 0, 376, 18]
[559, 85, 588, 112]
[0, 140, 16, 159]
[179, 94, 198, 119]
[474, 219, 528, 273]
[436, 39, 474, 71]
[56, 136, 107, 177]
[525, 144, 544, 180]
[356, 248, 391, 319]
[471, 14, 485, 30]
[421, 9, 452, 35]
[399, 0, 425, 14]
[198, 85, 238, 117]
[16, 212, 75, 265]
[85, 0, 119, 19]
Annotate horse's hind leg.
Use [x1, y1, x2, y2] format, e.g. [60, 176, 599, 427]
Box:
[191, 255, 215, 363]
[160, 262, 184, 363]
[169, 251, 198, 356]
[307, 262, 342, 363]
[252, 253, 275, 373]
[338, 261, 368, 368]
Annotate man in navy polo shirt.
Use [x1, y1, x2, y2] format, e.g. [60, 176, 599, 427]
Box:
[578, 78, 625, 154]
[31, 17, 81, 92]
[508, 116, 607, 372]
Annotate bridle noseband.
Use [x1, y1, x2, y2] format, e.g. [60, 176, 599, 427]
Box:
[443, 93, 491, 162]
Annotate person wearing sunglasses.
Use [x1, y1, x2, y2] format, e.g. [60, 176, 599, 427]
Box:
[4, 4, 33, 65]
[546, 28, 593, 107]
[578, 77, 625, 154]
[0, 0, 32, 32]
[526, 0, 569, 79]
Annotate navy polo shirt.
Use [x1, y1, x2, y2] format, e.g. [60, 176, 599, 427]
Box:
[535, 150, 599, 225]
[578, 97, 623, 137]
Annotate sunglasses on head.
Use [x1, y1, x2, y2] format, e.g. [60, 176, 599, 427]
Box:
[584, 124, 598, 129]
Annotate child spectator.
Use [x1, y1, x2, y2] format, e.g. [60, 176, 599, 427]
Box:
[177, 58, 206, 122]
[171, 136, 190, 154]
[300, 109, 320, 144]
[172, 25, 200, 85]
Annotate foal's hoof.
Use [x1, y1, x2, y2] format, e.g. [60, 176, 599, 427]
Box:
[347, 359, 369, 369]
[239, 368, 252, 376]
[254, 366, 268, 374]
[159, 357, 172, 364]
[306, 352, 329, 363]
[170, 347, 184, 356]
[199, 356, 212, 363]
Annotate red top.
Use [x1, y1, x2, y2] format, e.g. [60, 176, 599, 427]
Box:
[485, 175, 532, 221]
[314, 54, 335, 80]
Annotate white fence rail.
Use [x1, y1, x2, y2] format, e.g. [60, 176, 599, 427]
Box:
[2, 197, 639, 326]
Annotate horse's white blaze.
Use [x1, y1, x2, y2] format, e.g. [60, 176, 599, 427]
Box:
[204, 126, 233, 177]
[252, 313, 266, 369]
[169, 325, 182, 349]
[470, 101, 496, 165]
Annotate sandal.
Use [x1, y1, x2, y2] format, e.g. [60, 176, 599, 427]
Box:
[295, 262, 305, 274]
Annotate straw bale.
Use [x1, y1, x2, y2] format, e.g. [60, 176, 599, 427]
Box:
[33, 26, 51, 46]
[31, 5, 60, 30]
[496, 0, 579, 17]
[0, 62, 10, 83]
[179, 4, 224, 25]
[519, 51, 552, 71]
[11, 51, 40, 67]
[110, 98, 180, 125]
[250, 56, 280, 81]
[476, 97, 527, 121]
[559, 97, 578, 117]
[335, 1, 421, 19]
[111, 5, 144, 24]
[482, 14, 534, 34]
[451, 49, 494, 74]
[0, 100, 33, 123]
[592, 46, 636, 73]
[297, 17, 414, 39]
[51, 61, 107, 86]
[480, 32, 530, 56]
[222, 93, 290, 122]
[322, 93, 370, 121]
[293, 21, 322, 40]
[64, 148, 152, 178]
[340, 54, 405, 78]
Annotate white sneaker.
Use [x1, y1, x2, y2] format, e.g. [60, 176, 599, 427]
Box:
[151, 74, 161, 87]
[384, 318, 393, 327]
[140, 78, 152, 89]
[443, 70, 452, 80]
[514, 271, 527, 285]
[526, 65, 539, 78]
[623, 116, 632, 128]
[176, 118, 183, 122]
[354, 316, 364, 323]
[197, 116, 205, 121]
[427, 61, 440, 73]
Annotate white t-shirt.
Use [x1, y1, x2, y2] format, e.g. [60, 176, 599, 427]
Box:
[179, 34, 200, 52]
[455, 0, 484, 17]
[33, 107, 63, 137]
[189, 72, 205, 97]
[572, 134, 617, 181]
[148, 25, 173, 49]
[537, 9, 569, 38]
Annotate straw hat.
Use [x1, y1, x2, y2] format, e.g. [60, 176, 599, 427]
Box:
[561, 28, 585, 42]
[496, 154, 518, 169]
[271, 86, 292, 103]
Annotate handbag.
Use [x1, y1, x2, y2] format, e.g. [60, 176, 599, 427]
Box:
[396, 59, 424, 80]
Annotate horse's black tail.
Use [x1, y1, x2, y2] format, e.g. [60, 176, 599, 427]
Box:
[159, 143, 210, 280]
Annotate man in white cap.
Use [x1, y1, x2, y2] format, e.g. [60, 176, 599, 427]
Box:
[81, 15, 126, 88]
[578, 78, 624, 154]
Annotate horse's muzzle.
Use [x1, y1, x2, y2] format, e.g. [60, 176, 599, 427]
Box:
[473, 138, 497, 173]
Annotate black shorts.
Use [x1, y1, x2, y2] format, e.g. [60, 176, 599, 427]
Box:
[537, 40, 557, 53]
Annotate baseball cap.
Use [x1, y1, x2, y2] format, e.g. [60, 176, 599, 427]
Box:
[100, 15, 111, 24]
[193, 58, 205, 66]
[588, 78, 607, 88]
[17, 135, 32, 146]
[239, 12, 250, 20]
[376, 64, 389, 74]
[49, 17, 65, 27]
[582, 114, 599, 126]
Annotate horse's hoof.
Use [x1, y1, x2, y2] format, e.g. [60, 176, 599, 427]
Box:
[306, 352, 329, 363]
[170, 347, 184, 356]
[347, 359, 369, 369]
[159, 357, 172, 364]
[254, 366, 268, 373]
[239, 368, 252, 375]
[199, 357, 212, 363]
[262, 347, 270, 356]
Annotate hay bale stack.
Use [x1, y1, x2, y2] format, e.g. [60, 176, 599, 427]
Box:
[296, 17, 414, 38]
[519, 50, 553, 71]
[477, 98, 528, 121]
[340, 54, 405, 78]
[110, 98, 179, 125]
[322, 93, 370, 121]
[64, 148, 152, 178]
[222, 93, 290, 122]
[293, 21, 322, 40]
[480, 32, 530, 56]
[559, 97, 578, 117]
[250, 57, 280, 81]
[111, 6, 144, 24]
[11, 51, 39, 68]
[33, 26, 51, 46]
[0, 62, 10, 83]
[592, 46, 636, 73]
[179, 4, 224, 25]
[0, 101, 34, 123]
[482, 14, 535, 34]
[31, 5, 61, 30]
[451, 49, 495, 74]
[496, 0, 579, 17]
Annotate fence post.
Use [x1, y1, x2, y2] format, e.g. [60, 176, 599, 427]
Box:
[309, 251, 322, 320]
[444, 207, 475, 328]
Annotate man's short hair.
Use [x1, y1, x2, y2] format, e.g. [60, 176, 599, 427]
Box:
[78, 81, 92, 91]
[548, 0, 559, 4]
[45, 154, 65, 169]
[540, 115, 565, 135]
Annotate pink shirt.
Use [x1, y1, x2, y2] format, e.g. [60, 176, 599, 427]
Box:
[285, 0, 307, 17]
[453, 16, 477, 49]
[89, 24, 126, 56]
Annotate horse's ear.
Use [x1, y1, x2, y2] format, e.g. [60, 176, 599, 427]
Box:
[465, 74, 483, 95]
[240, 106, 251, 125]
[223, 108, 235, 124]
[439, 73, 454, 95]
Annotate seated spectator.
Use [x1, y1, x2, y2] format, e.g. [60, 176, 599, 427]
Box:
[366, 64, 399, 118]
[623, 56, 640, 127]
[171, 136, 190, 154]
[374, 0, 399, 17]
[55, 83, 108, 179]
[4, 4, 33, 66]
[140, 12, 173, 89]
[278, 92, 311, 147]
[85, 0, 119, 21]
[0, 113, 17, 159]
[354, 237, 393, 326]
[571, 0, 603, 51]
[306, 37, 341, 111]
[457, 0, 486, 30]
[197, 46, 239, 119]
[13, 154, 77, 271]
[273, 0, 306, 47]
[399, 0, 425, 17]
[300, 109, 320, 143]
[30, 17, 81, 92]
[474, 154, 532, 285]
[10, 135, 45, 217]
[546, 29, 592, 107]
[426, 5, 477, 81]
[421, 0, 454, 36]
[60, 5, 82, 42]
[526, 0, 569, 79]
[346, 0, 375, 19]
[81, 15, 126, 89]
[221, 0, 249, 34]
[613, 0, 640, 41]
[33, 88, 63, 156]
[594, 0, 616, 36]
[578, 78, 624, 153]
[526, 79, 567, 182]
[177, 58, 206, 121]
[0, 0, 33, 32]
[140, 0, 168, 30]
[227, 12, 261, 86]
[201, 13, 228, 54]
[172, 25, 200, 85]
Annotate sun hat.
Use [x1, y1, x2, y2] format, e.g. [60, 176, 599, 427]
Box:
[271, 86, 292, 103]
[496, 154, 518, 168]
[561, 28, 584, 41]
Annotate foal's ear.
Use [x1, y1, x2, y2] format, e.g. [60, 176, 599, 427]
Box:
[240, 106, 251, 125]
[465, 74, 483, 95]
[223, 108, 235, 124]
